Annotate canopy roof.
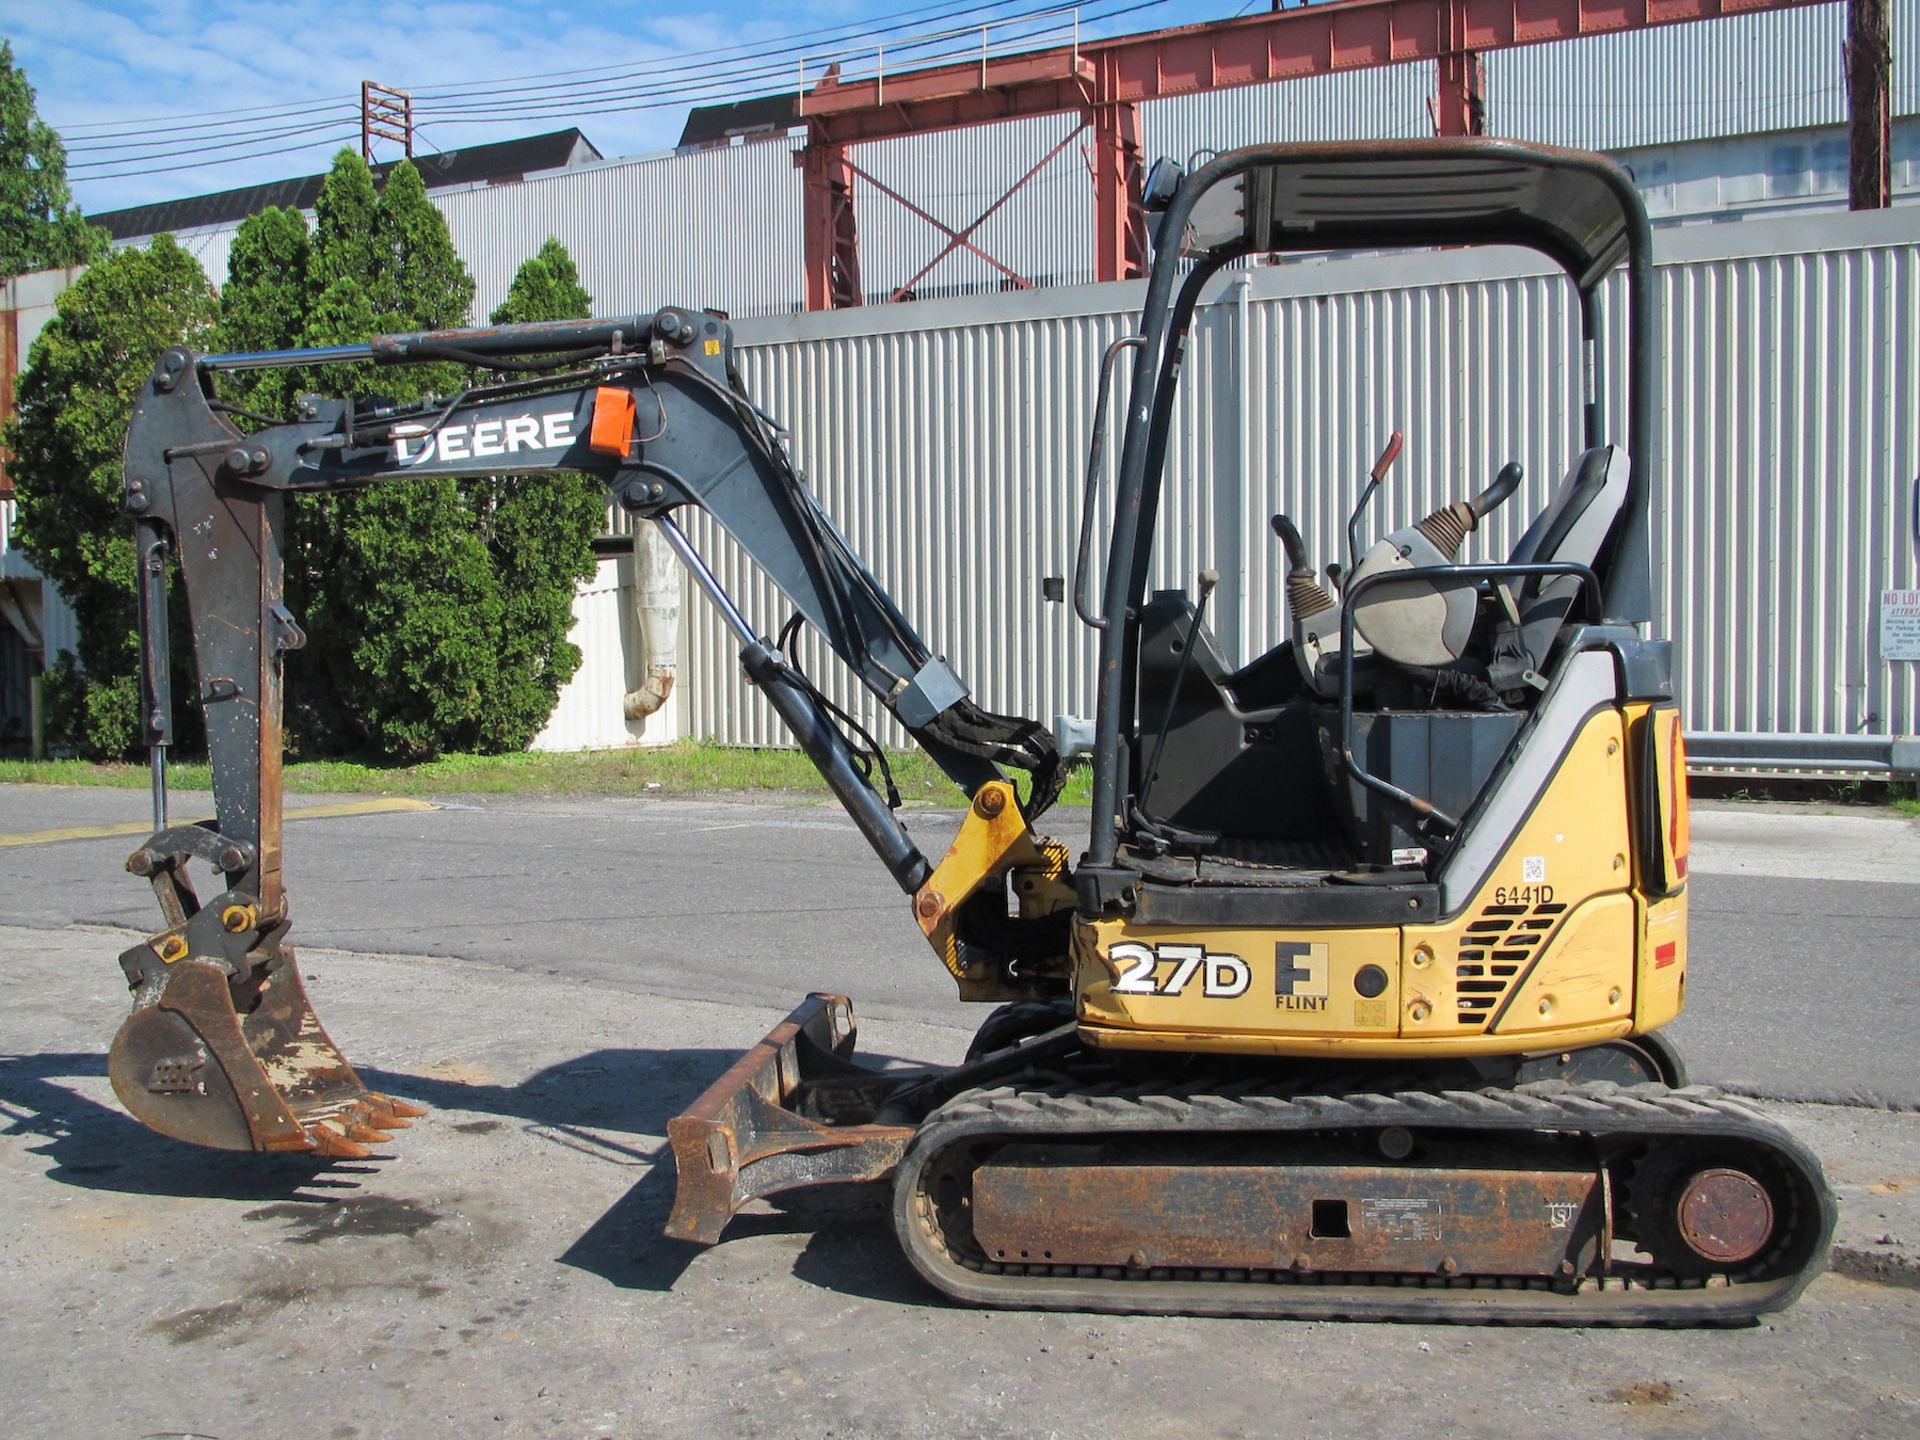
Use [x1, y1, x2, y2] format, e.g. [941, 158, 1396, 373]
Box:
[1182, 140, 1642, 291]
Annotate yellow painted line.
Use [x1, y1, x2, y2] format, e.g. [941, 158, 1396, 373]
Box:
[0, 796, 436, 849]
[280, 797, 438, 822]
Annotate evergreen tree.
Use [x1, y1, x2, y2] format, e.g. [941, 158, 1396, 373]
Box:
[4, 238, 216, 753]
[372, 162, 474, 332]
[472, 238, 605, 751]
[293, 155, 498, 758]
[308, 150, 379, 288]
[217, 206, 310, 417]
[0, 41, 107, 279]
[300, 151, 382, 399]
[280, 155, 384, 751]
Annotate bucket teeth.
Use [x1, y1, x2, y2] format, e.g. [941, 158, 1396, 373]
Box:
[305, 1121, 373, 1160]
[368, 1092, 427, 1119]
[343, 1122, 394, 1145]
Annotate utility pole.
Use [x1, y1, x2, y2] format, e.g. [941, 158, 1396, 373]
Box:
[1846, 0, 1892, 210]
[360, 81, 415, 164]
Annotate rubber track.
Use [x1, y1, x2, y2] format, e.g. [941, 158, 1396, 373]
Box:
[892, 1079, 1836, 1326]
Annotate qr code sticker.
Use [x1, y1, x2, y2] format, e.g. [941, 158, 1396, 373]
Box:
[1522, 856, 1547, 883]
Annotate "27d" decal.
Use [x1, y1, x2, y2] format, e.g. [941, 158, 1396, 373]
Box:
[1107, 942, 1252, 998]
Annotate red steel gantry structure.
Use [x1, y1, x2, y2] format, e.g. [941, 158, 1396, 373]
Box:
[794, 0, 1848, 309]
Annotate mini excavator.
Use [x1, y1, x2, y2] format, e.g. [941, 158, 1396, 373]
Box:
[107, 140, 1833, 1324]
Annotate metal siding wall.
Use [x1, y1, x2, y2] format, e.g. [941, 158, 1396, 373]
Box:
[1227, 269, 1590, 668]
[679, 306, 1142, 749]
[1143, 63, 1438, 159]
[665, 216, 1916, 756]
[530, 555, 684, 752]
[434, 140, 804, 320]
[825, 66, 1438, 303]
[114, 141, 806, 320]
[850, 116, 1098, 299]
[171, 224, 238, 294]
[1486, 2, 1920, 151]
[1658, 240, 1920, 741]
[108, 3, 1918, 312]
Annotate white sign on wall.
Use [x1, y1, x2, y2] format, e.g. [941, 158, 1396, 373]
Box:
[1883, 589, 1920, 662]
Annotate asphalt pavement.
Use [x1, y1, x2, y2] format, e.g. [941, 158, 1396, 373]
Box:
[4, 784, 1916, 1104]
[2, 782, 1918, 1438]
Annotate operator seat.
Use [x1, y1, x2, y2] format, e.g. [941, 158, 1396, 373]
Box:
[1488, 445, 1629, 691]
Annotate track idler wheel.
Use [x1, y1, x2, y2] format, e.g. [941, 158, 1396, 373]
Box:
[1628, 1147, 1786, 1277]
[109, 940, 422, 1157]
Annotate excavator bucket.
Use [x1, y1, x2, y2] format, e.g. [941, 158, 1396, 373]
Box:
[108, 937, 422, 1159]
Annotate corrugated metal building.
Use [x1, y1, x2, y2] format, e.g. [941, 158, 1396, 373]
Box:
[668, 205, 1918, 769]
[129, 2, 1920, 318]
[8, 5, 1918, 762]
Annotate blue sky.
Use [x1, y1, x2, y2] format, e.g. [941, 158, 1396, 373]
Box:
[2, 1, 1237, 213]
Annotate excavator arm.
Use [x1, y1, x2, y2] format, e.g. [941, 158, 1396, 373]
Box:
[111, 306, 1063, 1157]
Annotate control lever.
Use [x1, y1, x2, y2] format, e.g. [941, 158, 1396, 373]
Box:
[1470, 460, 1524, 521]
[1347, 429, 1405, 572]
[1271, 515, 1347, 691]
[1411, 460, 1524, 561]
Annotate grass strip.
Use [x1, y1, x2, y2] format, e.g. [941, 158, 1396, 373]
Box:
[0, 741, 1093, 806]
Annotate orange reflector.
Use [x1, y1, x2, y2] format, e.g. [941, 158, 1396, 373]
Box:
[590, 386, 636, 457]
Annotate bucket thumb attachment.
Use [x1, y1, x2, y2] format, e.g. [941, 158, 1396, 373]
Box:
[110, 933, 423, 1158]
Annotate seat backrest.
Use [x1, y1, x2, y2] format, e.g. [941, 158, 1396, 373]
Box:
[1496, 446, 1630, 680]
[1508, 446, 1629, 586]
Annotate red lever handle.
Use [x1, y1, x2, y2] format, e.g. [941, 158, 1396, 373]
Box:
[1369, 429, 1405, 484]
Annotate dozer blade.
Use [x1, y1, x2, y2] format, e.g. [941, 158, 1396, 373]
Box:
[108, 942, 423, 1156]
[666, 994, 917, 1244]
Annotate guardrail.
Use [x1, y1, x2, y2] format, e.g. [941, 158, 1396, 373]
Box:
[1687, 730, 1919, 779]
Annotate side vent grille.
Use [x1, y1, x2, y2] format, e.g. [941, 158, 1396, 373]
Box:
[1455, 900, 1567, 1026]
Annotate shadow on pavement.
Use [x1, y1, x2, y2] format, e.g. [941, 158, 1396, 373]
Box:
[0, 1045, 737, 1199]
[3, 1044, 939, 1306]
[0, 1050, 355, 1201]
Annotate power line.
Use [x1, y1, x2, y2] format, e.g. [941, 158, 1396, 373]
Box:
[57, 92, 360, 136]
[66, 103, 359, 151]
[409, 0, 1076, 103]
[411, 1, 1163, 125]
[69, 110, 361, 164]
[413, 26, 1073, 124]
[63, 1, 1191, 190]
[68, 1, 1163, 183]
[74, 130, 367, 185]
[58, 1, 1097, 145]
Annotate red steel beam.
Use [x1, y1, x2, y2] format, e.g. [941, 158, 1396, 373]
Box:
[796, 0, 1833, 303]
[799, 143, 863, 310]
[1088, 102, 1148, 281]
[801, 0, 1831, 146]
[1433, 51, 1489, 135]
